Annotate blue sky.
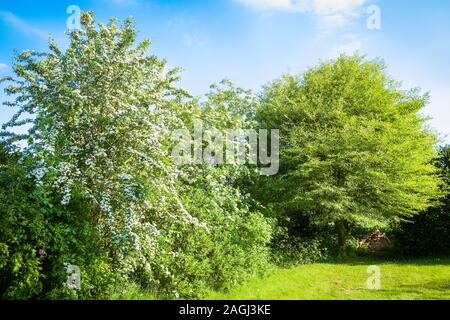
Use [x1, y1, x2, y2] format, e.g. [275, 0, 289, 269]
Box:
[1, 0, 449, 142]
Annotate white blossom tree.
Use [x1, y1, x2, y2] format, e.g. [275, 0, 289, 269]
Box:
[1, 12, 203, 270]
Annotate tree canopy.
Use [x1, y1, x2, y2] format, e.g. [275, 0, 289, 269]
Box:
[256, 55, 444, 255]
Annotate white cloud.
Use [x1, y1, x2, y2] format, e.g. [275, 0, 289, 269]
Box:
[234, 0, 304, 11]
[167, 18, 208, 47]
[0, 63, 8, 71]
[235, 0, 367, 14]
[104, 0, 140, 6]
[331, 34, 367, 57]
[0, 11, 48, 39]
[234, 0, 370, 32]
[311, 0, 367, 15]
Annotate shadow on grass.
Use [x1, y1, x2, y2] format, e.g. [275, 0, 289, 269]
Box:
[377, 280, 450, 298]
[325, 255, 450, 267]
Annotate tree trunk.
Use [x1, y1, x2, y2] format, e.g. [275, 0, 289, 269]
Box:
[335, 219, 349, 257]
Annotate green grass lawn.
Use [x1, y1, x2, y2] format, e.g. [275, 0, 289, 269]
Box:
[207, 258, 450, 300]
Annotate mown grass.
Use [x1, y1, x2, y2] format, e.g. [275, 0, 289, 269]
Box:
[206, 257, 450, 300]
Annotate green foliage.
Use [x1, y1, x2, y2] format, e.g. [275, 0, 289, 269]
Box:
[256, 55, 444, 255]
[0, 145, 112, 299]
[270, 238, 330, 266]
[143, 81, 273, 298]
[393, 145, 450, 256]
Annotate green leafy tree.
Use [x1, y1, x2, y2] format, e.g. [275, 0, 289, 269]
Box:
[257, 55, 444, 256]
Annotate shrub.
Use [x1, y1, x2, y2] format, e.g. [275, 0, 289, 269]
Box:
[0, 148, 112, 299]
